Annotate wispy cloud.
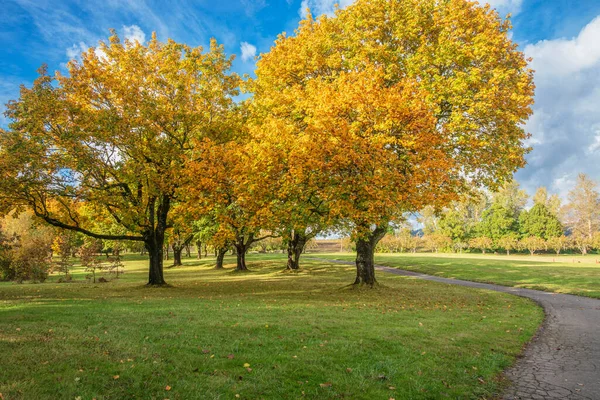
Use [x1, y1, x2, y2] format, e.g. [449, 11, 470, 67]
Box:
[299, 0, 354, 18]
[123, 25, 146, 44]
[240, 41, 257, 62]
[485, 0, 523, 16]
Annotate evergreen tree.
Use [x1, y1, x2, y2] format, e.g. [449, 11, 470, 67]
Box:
[519, 203, 563, 239]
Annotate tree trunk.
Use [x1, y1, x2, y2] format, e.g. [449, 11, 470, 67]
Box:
[185, 244, 191, 258]
[196, 241, 202, 259]
[286, 230, 308, 270]
[172, 236, 192, 267]
[144, 196, 170, 286]
[234, 235, 252, 271]
[215, 247, 227, 269]
[204, 244, 208, 258]
[147, 243, 165, 285]
[173, 247, 183, 266]
[235, 243, 248, 271]
[354, 225, 387, 286]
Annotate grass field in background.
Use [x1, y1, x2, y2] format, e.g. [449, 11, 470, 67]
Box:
[319, 252, 600, 299]
[0, 254, 542, 399]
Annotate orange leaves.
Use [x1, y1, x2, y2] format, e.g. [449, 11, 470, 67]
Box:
[249, 0, 533, 242]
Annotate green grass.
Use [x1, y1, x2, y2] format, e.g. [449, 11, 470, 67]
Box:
[319, 252, 600, 299]
[0, 253, 542, 399]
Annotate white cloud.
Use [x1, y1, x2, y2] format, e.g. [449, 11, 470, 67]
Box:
[123, 24, 146, 44]
[484, 0, 523, 16]
[240, 42, 257, 62]
[515, 16, 600, 198]
[525, 17, 600, 79]
[299, 0, 354, 18]
[551, 174, 576, 201]
[66, 42, 88, 61]
[587, 129, 600, 154]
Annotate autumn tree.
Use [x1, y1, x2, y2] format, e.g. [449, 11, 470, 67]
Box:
[422, 233, 452, 253]
[193, 215, 233, 269]
[168, 206, 196, 267]
[520, 236, 546, 256]
[547, 235, 568, 255]
[185, 138, 276, 272]
[497, 235, 518, 255]
[252, 0, 534, 285]
[0, 211, 54, 282]
[469, 236, 493, 254]
[563, 174, 600, 251]
[53, 232, 76, 278]
[0, 33, 239, 285]
[79, 238, 104, 283]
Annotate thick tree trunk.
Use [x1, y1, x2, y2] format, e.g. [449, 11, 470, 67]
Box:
[144, 196, 170, 286]
[235, 243, 249, 271]
[286, 230, 308, 270]
[354, 225, 387, 286]
[146, 239, 166, 285]
[234, 234, 253, 271]
[215, 247, 227, 269]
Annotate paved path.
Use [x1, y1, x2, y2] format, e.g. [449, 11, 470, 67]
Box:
[315, 258, 600, 399]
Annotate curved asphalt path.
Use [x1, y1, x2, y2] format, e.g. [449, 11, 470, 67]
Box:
[314, 258, 600, 399]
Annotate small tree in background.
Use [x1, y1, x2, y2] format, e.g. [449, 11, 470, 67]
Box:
[497, 235, 519, 256]
[520, 236, 546, 255]
[422, 234, 452, 253]
[79, 239, 104, 283]
[568, 234, 592, 255]
[469, 237, 493, 254]
[53, 232, 75, 280]
[547, 236, 568, 255]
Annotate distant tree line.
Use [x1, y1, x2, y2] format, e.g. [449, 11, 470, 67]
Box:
[374, 174, 600, 256]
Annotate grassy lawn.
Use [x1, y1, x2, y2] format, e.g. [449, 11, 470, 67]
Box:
[319, 252, 600, 299]
[0, 254, 542, 399]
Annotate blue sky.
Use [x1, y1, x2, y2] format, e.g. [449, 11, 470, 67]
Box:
[2, 0, 600, 201]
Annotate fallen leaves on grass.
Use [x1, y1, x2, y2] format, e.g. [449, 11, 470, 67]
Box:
[319, 382, 332, 388]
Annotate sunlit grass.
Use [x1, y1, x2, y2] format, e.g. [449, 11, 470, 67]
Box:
[0, 253, 542, 399]
[319, 252, 600, 298]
